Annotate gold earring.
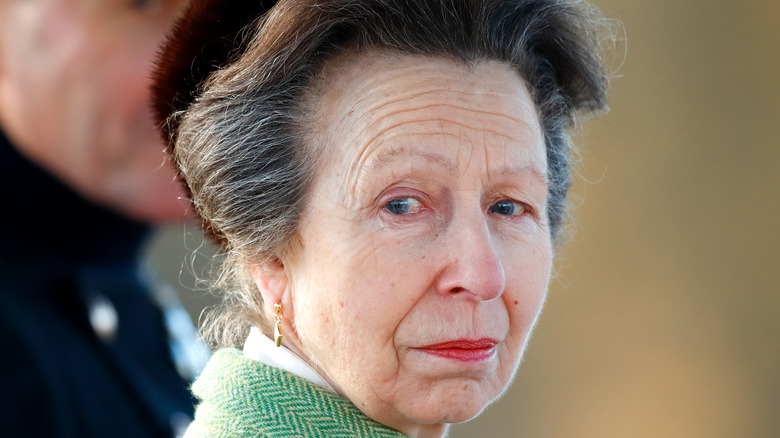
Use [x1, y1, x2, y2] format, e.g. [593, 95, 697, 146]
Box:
[274, 303, 283, 347]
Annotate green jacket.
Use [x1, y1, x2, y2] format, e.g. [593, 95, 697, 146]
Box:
[184, 348, 407, 437]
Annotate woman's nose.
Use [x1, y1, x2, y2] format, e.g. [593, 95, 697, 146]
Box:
[436, 214, 506, 302]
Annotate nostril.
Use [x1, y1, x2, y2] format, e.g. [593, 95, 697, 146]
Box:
[449, 286, 465, 294]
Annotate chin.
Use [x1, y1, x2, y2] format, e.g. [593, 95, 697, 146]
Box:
[437, 407, 487, 425]
[443, 398, 492, 424]
[406, 384, 498, 426]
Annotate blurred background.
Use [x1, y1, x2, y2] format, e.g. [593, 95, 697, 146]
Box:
[146, 0, 780, 436]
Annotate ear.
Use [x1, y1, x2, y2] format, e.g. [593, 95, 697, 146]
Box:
[249, 259, 289, 311]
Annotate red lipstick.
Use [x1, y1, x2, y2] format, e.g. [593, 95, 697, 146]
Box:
[417, 339, 498, 362]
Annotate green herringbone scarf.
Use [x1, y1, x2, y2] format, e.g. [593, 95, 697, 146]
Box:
[184, 348, 408, 437]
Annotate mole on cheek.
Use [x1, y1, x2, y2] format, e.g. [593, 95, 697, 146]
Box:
[514, 300, 519, 305]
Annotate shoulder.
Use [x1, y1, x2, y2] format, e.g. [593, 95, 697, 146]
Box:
[187, 348, 407, 437]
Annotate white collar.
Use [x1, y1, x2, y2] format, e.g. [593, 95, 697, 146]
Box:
[243, 326, 336, 393]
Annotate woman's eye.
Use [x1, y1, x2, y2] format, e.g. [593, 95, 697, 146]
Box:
[129, 0, 158, 11]
[384, 198, 424, 215]
[489, 200, 528, 216]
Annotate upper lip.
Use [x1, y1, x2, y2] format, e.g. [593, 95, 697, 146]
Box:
[417, 338, 498, 350]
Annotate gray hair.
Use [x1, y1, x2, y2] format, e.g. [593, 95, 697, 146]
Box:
[169, 0, 612, 347]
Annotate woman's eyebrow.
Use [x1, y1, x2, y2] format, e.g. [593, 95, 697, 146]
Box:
[496, 165, 550, 187]
[367, 148, 548, 183]
[366, 148, 458, 173]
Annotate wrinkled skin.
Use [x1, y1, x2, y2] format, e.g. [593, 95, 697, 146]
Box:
[0, 0, 189, 221]
[254, 53, 553, 438]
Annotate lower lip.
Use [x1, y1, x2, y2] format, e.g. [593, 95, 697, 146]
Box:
[418, 340, 497, 362]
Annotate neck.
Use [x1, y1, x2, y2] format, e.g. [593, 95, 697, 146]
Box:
[399, 422, 450, 438]
[277, 327, 345, 395]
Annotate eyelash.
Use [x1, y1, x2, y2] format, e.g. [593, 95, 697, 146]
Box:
[384, 197, 425, 215]
[382, 196, 534, 218]
[488, 199, 532, 217]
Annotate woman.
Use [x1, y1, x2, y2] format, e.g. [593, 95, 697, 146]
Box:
[153, 0, 610, 436]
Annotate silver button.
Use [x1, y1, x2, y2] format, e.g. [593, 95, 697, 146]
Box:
[88, 294, 118, 341]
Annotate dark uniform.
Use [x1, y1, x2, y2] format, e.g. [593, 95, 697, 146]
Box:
[0, 130, 197, 437]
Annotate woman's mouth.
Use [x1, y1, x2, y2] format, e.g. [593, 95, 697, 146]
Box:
[416, 339, 498, 362]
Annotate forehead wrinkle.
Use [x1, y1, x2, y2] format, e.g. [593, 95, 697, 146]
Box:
[365, 88, 534, 128]
[367, 88, 527, 125]
[320, 56, 544, 205]
[346, 116, 545, 194]
[338, 133, 382, 207]
[354, 137, 548, 193]
[332, 115, 543, 200]
[362, 116, 520, 158]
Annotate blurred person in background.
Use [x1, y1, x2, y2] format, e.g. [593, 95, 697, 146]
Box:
[0, 0, 203, 437]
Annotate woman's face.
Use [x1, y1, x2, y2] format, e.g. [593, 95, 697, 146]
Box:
[281, 54, 552, 437]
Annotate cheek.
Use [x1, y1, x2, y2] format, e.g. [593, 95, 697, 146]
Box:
[93, 47, 156, 127]
[300, 235, 440, 392]
[292, 223, 430, 355]
[307, 216, 430, 310]
[503, 242, 552, 353]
